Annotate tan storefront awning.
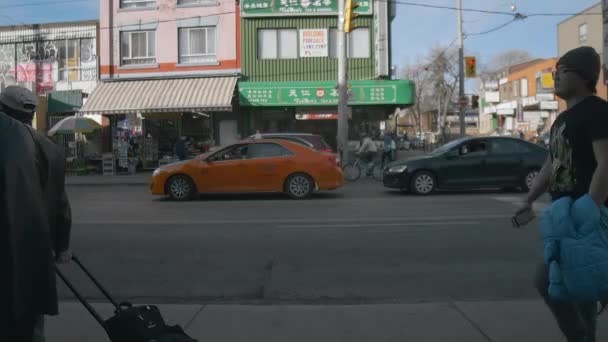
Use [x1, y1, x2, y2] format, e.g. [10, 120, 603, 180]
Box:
[80, 77, 238, 114]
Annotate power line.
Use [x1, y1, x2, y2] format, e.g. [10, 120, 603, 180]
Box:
[465, 17, 519, 36]
[2, 0, 602, 18]
[0, 0, 94, 10]
[386, 0, 514, 16]
[380, 0, 603, 18]
[0, 0, 601, 39]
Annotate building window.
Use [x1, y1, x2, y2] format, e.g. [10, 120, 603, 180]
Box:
[177, 0, 216, 5]
[120, 0, 156, 8]
[120, 31, 156, 66]
[579, 23, 588, 44]
[257, 29, 298, 59]
[328, 27, 371, 59]
[179, 27, 217, 64]
[512, 80, 519, 98]
[520, 78, 528, 97]
[55, 39, 80, 81]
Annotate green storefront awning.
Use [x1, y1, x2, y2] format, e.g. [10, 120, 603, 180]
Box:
[48, 90, 83, 113]
[239, 80, 415, 107]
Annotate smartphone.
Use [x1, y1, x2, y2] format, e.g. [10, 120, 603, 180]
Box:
[511, 208, 535, 228]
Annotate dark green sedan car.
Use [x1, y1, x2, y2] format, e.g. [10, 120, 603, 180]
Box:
[383, 136, 548, 195]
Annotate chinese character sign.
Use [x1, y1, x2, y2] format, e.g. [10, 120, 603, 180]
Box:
[241, 0, 372, 16]
[239, 81, 416, 107]
[299, 29, 328, 57]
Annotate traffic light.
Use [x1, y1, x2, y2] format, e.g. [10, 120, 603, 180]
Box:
[471, 95, 479, 109]
[344, 0, 359, 33]
[465, 56, 477, 78]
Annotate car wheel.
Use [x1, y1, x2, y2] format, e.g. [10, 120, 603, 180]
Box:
[521, 169, 540, 192]
[285, 173, 314, 199]
[166, 175, 196, 201]
[410, 171, 436, 195]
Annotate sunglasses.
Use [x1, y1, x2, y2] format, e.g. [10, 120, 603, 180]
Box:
[552, 68, 579, 79]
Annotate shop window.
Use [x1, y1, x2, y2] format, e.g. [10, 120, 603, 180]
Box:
[328, 27, 371, 59]
[179, 27, 217, 64]
[120, 0, 156, 9]
[579, 23, 588, 44]
[257, 29, 298, 59]
[121, 31, 156, 66]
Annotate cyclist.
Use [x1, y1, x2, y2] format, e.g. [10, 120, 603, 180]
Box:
[358, 132, 377, 176]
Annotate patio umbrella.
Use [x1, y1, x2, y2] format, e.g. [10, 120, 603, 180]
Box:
[48, 116, 102, 136]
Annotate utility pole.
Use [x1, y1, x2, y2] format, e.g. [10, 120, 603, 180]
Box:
[337, 0, 349, 164]
[457, 0, 466, 136]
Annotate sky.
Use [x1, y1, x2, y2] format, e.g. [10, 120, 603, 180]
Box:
[0, 0, 601, 73]
[392, 0, 600, 70]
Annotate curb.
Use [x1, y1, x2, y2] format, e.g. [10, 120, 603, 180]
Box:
[66, 182, 149, 187]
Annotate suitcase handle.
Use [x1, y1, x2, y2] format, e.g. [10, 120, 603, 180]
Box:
[54, 263, 107, 328]
[71, 254, 120, 308]
[54, 253, 124, 329]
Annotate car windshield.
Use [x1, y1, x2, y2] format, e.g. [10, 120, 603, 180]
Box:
[429, 138, 468, 156]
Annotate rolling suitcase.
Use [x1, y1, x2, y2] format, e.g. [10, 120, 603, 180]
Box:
[55, 254, 197, 342]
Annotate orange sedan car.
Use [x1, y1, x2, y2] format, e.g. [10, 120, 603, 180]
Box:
[150, 139, 344, 200]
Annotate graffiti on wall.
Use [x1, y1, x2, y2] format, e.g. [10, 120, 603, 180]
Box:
[0, 38, 97, 94]
[0, 44, 16, 88]
[80, 38, 97, 81]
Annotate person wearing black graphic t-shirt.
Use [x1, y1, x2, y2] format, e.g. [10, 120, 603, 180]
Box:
[516, 46, 608, 342]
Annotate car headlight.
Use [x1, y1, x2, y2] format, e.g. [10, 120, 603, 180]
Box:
[388, 165, 408, 173]
[152, 168, 161, 177]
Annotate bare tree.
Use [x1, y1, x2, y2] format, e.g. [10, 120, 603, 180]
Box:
[479, 49, 534, 82]
[400, 45, 462, 140]
[427, 45, 459, 140]
[400, 59, 433, 134]
[489, 49, 533, 70]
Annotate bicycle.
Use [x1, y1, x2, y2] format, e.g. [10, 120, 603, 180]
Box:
[342, 155, 384, 182]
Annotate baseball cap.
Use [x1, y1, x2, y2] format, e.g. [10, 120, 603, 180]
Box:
[0, 86, 37, 113]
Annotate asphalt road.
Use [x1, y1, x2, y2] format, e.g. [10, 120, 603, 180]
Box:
[61, 181, 549, 304]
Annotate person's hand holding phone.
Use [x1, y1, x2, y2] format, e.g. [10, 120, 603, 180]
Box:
[512, 201, 535, 228]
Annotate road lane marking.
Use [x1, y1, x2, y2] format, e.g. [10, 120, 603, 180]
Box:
[277, 221, 480, 229]
[73, 214, 508, 225]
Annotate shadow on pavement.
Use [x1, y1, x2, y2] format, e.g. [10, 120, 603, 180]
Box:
[387, 188, 523, 197]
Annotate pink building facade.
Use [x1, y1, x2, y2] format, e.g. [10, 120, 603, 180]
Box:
[99, 0, 240, 79]
[81, 0, 241, 173]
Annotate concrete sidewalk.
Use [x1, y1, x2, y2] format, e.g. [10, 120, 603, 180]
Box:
[46, 300, 607, 342]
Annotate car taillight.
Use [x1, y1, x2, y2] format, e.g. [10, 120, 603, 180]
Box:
[323, 153, 339, 166]
[322, 148, 334, 153]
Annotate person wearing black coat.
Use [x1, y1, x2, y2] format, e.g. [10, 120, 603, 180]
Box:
[0, 86, 72, 342]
